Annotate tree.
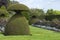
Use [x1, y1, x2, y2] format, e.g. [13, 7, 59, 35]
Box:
[30, 8, 44, 18]
[0, 0, 10, 8]
[0, 6, 9, 33]
[53, 10, 60, 15]
[45, 9, 60, 21]
[29, 8, 45, 24]
[10, 0, 19, 4]
[46, 9, 54, 15]
[30, 8, 45, 19]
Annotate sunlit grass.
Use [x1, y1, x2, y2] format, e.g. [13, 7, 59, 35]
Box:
[0, 26, 60, 40]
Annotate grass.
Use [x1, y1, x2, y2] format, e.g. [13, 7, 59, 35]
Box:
[0, 26, 60, 40]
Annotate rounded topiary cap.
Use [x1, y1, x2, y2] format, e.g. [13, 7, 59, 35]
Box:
[7, 3, 29, 11]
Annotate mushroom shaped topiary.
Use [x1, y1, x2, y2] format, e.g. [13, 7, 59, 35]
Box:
[4, 4, 30, 35]
[7, 3, 29, 11]
[8, 3, 30, 20]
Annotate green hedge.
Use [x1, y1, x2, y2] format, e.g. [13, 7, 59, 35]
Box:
[45, 15, 60, 21]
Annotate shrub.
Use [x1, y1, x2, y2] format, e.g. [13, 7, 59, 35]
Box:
[4, 16, 30, 35]
[0, 9, 9, 17]
[29, 18, 40, 24]
[4, 4, 30, 35]
[8, 3, 30, 20]
[7, 3, 29, 11]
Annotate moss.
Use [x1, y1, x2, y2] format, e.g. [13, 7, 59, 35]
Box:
[7, 3, 29, 11]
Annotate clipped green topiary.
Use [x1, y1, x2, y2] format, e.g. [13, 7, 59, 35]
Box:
[8, 3, 30, 20]
[4, 4, 30, 35]
[5, 15, 30, 35]
[0, 6, 9, 17]
[7, 3, 29, 11]
[0, 9, 9, 17]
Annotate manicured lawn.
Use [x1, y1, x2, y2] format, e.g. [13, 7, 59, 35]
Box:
[0, 26, 60, 40]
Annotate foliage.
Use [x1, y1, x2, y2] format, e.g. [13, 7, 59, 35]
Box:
[46, 9, 54, 15]
[53, 10, 60, 15]
[7, 4, 29, 11]
[0, 6, 9, 17]
[7, 3, 30, 20]
[29, 8, 45, 24]
[4, 15, 30, 35]
[1, 6, 6, 10]
[21, 11, 30, 20]
[10, 1, 19, 4]
[52, 18, 60, 29]
[29, 18, 40, 24]
[3, 2, 31, 35]
[45, 9, 60, 21]
[30, 8, 45, 18]
[45, 15, 60, 21]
